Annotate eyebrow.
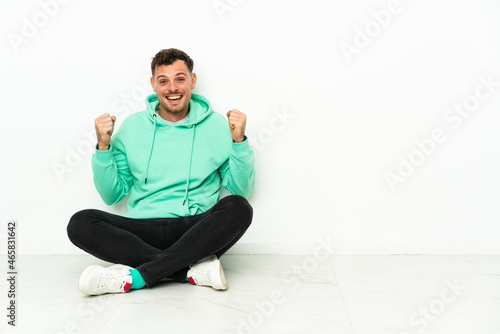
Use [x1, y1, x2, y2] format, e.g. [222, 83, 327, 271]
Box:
[156, 72, 187, 80]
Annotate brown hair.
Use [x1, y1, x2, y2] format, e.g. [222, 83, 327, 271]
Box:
[151, 48, 194, 76]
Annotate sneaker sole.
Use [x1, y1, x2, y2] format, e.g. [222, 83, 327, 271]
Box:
[214, 259, 228, 291]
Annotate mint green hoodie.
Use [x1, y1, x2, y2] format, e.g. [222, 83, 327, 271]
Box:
[91, 93, 255, 218]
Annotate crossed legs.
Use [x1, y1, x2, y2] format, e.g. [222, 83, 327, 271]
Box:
[67, 195, 253, 288]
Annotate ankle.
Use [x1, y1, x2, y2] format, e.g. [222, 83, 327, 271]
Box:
[129, 269, 147, 290]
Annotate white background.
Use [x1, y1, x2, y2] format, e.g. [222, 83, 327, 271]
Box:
[1, 0, 499, 255]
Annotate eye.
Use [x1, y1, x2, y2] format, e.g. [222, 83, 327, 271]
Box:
[177, 78, 185, 82]
[160, 80, 166, 84]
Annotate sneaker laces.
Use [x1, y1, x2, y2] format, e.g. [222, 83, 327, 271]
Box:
[188, 266, 211, 286]
[98, 273, 128, 292]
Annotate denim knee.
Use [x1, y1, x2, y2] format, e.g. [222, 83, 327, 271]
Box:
[224, 195, 253, 228]
[66, 209, 94, 244]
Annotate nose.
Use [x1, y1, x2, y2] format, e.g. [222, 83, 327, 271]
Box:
[166, 81, 178, 92]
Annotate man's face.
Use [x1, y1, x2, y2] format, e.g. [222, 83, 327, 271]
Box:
[151, 59, 197, 117]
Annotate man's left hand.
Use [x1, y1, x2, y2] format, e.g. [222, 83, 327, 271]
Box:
[226, 109, 247, 143]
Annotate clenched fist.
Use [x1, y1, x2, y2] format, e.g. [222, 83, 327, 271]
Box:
[226, 109, 247, 143]
[95, 113, 116, 150]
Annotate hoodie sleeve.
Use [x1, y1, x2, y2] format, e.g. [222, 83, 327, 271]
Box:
[91, 141, 133, 205]
[219, 137, 255, 198]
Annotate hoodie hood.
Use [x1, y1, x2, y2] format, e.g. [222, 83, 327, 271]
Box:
[145, 93, 213, 127]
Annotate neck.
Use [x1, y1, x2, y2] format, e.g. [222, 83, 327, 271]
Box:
[158, 107, 189, 122]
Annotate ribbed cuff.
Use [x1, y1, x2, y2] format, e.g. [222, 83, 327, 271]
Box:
[231, 136, 251, 156]
[93, 144, 113, 164]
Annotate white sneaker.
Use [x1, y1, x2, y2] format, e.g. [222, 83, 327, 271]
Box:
[78, 264, 133, 296]
[187, 255, 227, 290]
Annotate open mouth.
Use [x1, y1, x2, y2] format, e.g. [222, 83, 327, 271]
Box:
[166, 95, 182, 101]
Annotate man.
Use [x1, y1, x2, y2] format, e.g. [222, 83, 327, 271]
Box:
[67, 48, 254, 296]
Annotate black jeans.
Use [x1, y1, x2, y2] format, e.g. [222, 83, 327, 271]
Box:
[67, 195, 253, 287]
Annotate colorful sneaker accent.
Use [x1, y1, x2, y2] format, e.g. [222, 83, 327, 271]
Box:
[78, 264, 133, 296]
[186, 255, 228, 290]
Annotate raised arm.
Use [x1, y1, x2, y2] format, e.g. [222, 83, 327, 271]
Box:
[91, 114, 133, 205]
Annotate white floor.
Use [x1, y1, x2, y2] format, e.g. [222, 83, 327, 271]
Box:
[1, 254, 500, 334]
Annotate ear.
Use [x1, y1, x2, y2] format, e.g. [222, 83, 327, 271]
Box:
[191, 73, 197, 89]
[150, 77, 156, 92]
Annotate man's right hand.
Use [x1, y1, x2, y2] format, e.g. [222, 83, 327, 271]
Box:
[95, 113, 116, 151]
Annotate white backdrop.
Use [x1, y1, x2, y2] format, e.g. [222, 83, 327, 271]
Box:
[1, 0, 499, 255]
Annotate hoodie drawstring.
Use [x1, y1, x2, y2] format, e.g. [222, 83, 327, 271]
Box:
[144, 112, 195, 209]
[145, 113, 157, 184]
[183, 125, 196, 206]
